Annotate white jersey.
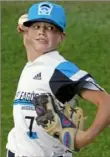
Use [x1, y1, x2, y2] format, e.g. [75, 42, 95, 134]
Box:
[6, 51, 103, 157]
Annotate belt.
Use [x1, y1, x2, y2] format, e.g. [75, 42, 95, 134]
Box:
[7, 150, 64, 157]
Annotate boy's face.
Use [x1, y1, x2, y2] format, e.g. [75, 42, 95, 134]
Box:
[25, 22, 65, 53]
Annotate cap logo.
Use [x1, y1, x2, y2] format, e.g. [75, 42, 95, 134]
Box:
[38, 3, 53, 16]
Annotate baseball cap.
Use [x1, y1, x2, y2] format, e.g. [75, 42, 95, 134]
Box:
[23, 2, 66, 31]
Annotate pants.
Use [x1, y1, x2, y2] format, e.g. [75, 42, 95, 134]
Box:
[7, 150, 72, 157]
[7, 150, 14, 157]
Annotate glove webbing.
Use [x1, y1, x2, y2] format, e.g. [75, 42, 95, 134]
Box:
[50, 95, 77, 129]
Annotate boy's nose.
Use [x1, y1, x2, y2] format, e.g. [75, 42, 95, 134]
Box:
[37, 27, 45, 35]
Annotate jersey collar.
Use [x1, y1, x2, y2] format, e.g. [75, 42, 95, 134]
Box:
[26, 50, 59, 66]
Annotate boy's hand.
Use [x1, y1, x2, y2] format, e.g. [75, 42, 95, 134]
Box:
[17, 14, 28, 33]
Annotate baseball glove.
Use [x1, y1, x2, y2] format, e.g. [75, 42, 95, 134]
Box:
[32, 94, 85, 151]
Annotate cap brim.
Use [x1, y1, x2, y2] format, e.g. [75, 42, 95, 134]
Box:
[23, 18, 63, 31]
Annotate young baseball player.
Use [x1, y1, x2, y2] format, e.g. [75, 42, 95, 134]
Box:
[6, 2, 110, 157]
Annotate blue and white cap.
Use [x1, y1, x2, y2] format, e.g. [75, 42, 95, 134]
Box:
[23, 2, 66, 31]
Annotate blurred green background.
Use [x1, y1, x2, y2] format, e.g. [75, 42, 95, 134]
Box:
[1, 1, 110, 157]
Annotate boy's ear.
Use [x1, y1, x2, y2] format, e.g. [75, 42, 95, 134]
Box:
[59, 32, 66, 43]
[61, 32, 66, 41]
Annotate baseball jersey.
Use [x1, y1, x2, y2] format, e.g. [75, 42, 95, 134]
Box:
[6, 50, 103, 157]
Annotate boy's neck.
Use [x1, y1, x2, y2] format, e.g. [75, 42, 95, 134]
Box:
[26, 48, 44, 62]
[26, 47, 56, 62]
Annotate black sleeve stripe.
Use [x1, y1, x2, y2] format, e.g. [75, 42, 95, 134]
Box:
[49, 69, 98, 103]
[49, 69, 76, 103]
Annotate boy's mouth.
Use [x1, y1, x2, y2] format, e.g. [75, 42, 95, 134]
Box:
[36, 38, 47, 43]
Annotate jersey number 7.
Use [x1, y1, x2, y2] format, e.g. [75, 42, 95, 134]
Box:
[25, 116, 38, 139]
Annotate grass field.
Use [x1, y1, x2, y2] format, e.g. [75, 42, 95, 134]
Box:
[1, 1, 110, 157]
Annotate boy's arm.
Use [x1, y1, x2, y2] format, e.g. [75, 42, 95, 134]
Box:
[75, 90, 110, 149]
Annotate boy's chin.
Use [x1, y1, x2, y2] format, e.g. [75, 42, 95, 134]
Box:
[36, 47, 53, 54]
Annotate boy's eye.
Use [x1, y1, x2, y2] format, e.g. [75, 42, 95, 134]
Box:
[31, 24, 57, 32]
[46, 26, 54, 30]
[32, 25, 40, 29]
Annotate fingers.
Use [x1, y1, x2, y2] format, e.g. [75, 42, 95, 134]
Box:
[17, 24, 28, 33]
[17, 14, 28, 33]
[17, 25, 24, 33]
